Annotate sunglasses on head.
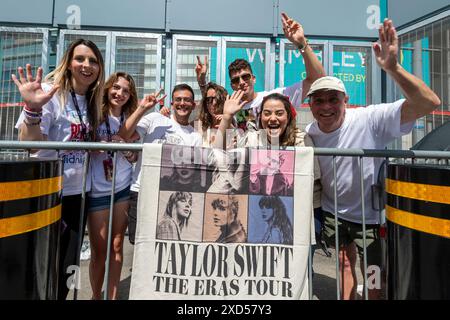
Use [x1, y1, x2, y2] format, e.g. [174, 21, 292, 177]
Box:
[230, 73, 252, 86]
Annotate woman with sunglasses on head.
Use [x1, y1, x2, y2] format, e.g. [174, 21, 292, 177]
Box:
[13, 39, 105, 300]
[87, 72, 138, 300]
[196, 82, 229, 147]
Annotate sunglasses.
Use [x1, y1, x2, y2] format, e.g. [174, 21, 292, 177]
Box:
[205, 96, 216, 105]
[230, 73, 252, 86]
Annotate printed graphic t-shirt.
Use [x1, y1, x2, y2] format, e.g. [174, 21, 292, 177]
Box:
[15, 83, 92, 196]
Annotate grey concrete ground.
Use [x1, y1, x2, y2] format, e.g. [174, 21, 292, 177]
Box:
[69, 237, 364, 300]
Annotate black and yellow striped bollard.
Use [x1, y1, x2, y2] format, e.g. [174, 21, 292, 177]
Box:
[386, 163, 450, 299]
[0, 158, 62, 300]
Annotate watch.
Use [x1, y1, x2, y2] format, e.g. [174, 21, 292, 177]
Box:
[298, 39, 309, 53]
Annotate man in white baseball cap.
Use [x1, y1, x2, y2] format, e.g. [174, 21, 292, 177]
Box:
[305, 19, 440, 300]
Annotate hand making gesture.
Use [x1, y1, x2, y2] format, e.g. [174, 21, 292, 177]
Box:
[11, 64, 59, 111]
[281, 12, 307, 49]
[195, 55, 209, 85]
[139, 89, 166, 112]
[223, 90, 247, 117]
[373, 19, 399, 73]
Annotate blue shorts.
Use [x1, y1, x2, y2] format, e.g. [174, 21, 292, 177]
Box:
[88, 186, 131, 213]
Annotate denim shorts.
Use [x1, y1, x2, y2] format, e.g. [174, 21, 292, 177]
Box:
[88, 186, 131, 213]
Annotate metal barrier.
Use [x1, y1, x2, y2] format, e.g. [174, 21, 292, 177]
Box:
[1, 140, 449, 300]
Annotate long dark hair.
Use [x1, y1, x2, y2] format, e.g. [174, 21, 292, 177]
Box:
[259, 196, 293, 245]
[198, 82, 228, 131]
[258, 93, 299, 146]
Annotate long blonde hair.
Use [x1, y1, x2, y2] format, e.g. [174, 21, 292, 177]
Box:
[45, 39, 105, 136]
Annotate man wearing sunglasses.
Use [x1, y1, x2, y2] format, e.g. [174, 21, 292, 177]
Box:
[228, 13, 324, 130]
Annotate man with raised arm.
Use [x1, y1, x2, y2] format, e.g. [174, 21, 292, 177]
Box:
[305, 19, 441, 300]
[196, 12, 325, 130]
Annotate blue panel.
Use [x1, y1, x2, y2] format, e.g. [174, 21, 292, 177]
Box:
[282, 46, 324, 88]
[0, 0, 53, 24]
[333, 50, 368, 106]
[54, 0, 165, 29]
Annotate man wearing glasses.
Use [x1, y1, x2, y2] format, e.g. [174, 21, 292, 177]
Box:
[119, 83, 202, 245]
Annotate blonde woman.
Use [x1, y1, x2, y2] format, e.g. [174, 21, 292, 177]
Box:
[13, 39, 105, 300]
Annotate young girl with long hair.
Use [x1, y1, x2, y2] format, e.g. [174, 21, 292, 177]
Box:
[87, 72, 138, 299]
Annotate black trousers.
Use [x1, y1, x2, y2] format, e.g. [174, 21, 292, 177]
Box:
[57, 194, 88, 300]
[127, 191, 139, 245]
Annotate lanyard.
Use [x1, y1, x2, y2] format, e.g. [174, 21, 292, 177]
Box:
[104, 112, 125, 157]
[70, 90, 89, 141]
[104, 112, 125, 141]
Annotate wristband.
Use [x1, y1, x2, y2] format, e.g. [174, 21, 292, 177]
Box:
[298, 39, 309, 53]
[23, 117, 41, 126]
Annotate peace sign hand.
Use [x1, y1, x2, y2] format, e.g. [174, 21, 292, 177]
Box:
[11, 64, 59, 111]
[195, 55, 209, 84]
[281, 12, 307, 48]
[139, 89, 166, 111]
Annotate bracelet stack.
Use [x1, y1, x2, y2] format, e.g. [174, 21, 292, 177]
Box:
[23, 106, 42, 126]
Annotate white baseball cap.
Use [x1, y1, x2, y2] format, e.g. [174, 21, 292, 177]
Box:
[306, 76, 347, 97]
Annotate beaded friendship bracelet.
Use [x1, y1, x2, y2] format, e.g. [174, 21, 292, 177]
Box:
[23, 117, 41, 126]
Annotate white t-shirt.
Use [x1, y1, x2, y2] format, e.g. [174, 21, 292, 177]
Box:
[130, 113, 202, 192]
[89, 115, 133, 198]
[305, 99, 414, 224]
[237, 82, 302, 130]
[15, 83, 92, 196]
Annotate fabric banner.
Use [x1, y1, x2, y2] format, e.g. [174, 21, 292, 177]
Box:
[130, 143, 314, 300]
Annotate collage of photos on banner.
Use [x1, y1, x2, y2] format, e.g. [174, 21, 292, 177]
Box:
[155, 144, 296, 246]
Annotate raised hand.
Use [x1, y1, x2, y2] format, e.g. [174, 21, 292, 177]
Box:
[159, 106, 171, 118]
[139, 89, 166, 112]
[223, 90, 247, 117]
[373, 19, 399, 73]
[195, 55, 209, 84]
[281, 12, 307, 48]
[11, 64, 59, 111]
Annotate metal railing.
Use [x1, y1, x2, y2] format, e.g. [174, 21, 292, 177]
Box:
[1, 140, 449, 300]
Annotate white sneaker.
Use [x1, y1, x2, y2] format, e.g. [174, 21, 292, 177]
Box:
[357, 284, 363, 298]
[80, 240, 91, 261]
